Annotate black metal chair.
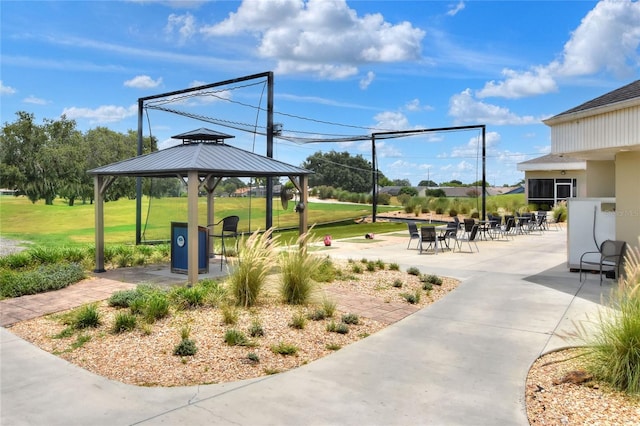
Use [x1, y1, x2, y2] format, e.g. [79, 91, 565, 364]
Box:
[439, 222, 458, 250]
[210, 215, 239, 269]
[453, 223, 480, 253]
[407, 222, 420, 249]
[579, 240, 627, 284]
[419, 226, 439, 254]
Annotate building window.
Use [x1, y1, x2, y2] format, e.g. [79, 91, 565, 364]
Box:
[527, 178, 576, 209]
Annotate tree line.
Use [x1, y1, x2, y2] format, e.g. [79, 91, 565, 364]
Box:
[1, 112, 157, 205]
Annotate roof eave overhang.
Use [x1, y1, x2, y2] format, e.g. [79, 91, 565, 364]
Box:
[543, 97, 640, 126]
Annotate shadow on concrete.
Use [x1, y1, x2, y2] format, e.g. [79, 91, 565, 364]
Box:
[522, 262, 612, 306]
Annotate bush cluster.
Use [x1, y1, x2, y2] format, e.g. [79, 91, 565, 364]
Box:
[0, 263, 85, 298]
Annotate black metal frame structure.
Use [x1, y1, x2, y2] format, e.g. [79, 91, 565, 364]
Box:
[135, 72, 275, 245]
[371, 125, 487, 222]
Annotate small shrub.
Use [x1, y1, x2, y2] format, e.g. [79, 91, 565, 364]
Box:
[307, 308, 327, 321]
[224, 329, 250, 346]
[326, 343, 341, 351]
[248, 318, 265, 337]
[108, 289, 144, 308]
[321, 298, 337, 318]
[271, 341, 298, 355]
[342, 313, 360, 325]
[375, 259, 385, 270]
[422, 274, 443, 286]
[406, 266, 421, 276]
[0, 251, 33, 269]
[401, 290, 421, 304]
[366, 261, 376, 272]
[422, 281, 433, 291]
[170, 285, 205, 309]
[392, 279, 403, 288]
[112, 312, 137, 333]
[289, 311, 307, 330]
[173, 339, 197, 356]
[143, 293, 170, 323]
[351, 263, 363, 274]
[221, 303, 239, 325]
[388, 263, 400, 271]
[0, 263, 85, 298]
[312, 256, 338, 283]
[247, 352, 260, 363]
[74, 304, 101, 329]
[326, 321, 349, 334]
[448, 209, 458, 217]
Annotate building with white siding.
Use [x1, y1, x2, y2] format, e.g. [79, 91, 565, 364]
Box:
[542, 80, 640, 251]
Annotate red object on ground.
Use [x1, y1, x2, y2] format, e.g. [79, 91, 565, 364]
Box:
[324, 235, 332, 246]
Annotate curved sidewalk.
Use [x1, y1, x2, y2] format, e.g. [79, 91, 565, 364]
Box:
[1, 227, 610, 425]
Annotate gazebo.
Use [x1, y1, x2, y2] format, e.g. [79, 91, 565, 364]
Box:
[88, 128, 313, 284]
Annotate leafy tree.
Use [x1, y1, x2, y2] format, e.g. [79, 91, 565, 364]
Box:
[302, 150, 386, 193]
[418, 180, 438, 187]
[1, 112, 65, 204]
[440, 179, 463, 187]
[398, 186, 418, 196]
[391, 178, 411, 187]
[426, 188, 446, 197]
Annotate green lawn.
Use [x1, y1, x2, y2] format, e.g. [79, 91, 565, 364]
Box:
[0, 196, 402, 246]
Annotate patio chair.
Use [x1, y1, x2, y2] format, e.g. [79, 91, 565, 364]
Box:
[439, 222, 459, 249]
[579, 240, 627, 284]
[453, 223, 480, 253]
[497, 216, 515, 240]
[210, 215, 239, 269]
[419, 226, 439, 254]
[407, 222, 421, 249]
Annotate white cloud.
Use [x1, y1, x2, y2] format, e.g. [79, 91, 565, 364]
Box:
[476, 0, 640, 98]
[165, 12, 196, 44]
[359, 71, 375, 89]
[446, 1, 465, 17]
[477, 66, 557, 99]
[61, 104, 138, 124]
[201, 0, 425, 79]
[448, 89, 539, 125]
[450, 131, 500, 158]
[124, 75, 163, 89]
[404, 98, 434, 112]
[373, 111, 410, 131]
[553, 0, 640, 78]
[23, 96, 49, 105]
[0, 81, 17, 95]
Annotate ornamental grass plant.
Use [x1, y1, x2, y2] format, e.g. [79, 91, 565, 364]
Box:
[228, 228, 279, 307]
[279, 230, 324, 305]
[572, 239, 640, 394]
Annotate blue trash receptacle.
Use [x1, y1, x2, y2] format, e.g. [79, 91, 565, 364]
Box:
[170, 222, 209, 274]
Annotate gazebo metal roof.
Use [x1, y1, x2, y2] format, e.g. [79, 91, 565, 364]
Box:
[88, 140, 312, 178]
[171, 127, 235, 144]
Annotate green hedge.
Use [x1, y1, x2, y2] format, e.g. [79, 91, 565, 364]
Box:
[0, 263, 85, 298]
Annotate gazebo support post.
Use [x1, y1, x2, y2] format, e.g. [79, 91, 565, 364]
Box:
[93, 175, 115, 273]
[204, 176, 222, 258]
[187, 170, 199, 285]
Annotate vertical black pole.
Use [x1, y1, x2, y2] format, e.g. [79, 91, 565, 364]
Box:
[482, 125, 486, 221]
[135, 99, 143, 245]
[266, 72, 274, 230]
[372, 135, 377, 223]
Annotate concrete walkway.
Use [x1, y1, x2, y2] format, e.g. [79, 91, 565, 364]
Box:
[1, 226, 613, 426]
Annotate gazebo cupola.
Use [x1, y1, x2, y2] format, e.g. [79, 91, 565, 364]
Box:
[172, 128, 235, 145]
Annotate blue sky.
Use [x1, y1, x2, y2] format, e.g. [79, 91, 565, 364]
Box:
[2, 0, 639, 187]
